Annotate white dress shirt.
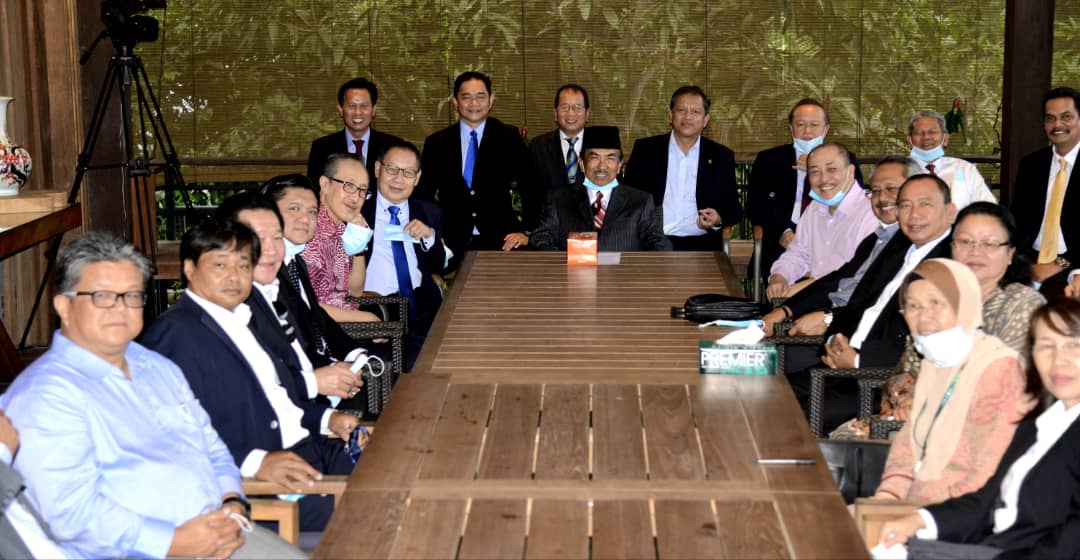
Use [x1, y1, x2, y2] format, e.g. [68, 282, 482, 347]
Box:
[1034, 142, 1080, 256]
[849, 229, 951, 350]
[560, 129, 583, 165]
[364, 192, 435, 296]
[663, 133, 704, 237]
[916, 400, 1080, 540]
[254, 280, 319, 398]
[917, 156, 996, 209]
[184, 289, 311, 476]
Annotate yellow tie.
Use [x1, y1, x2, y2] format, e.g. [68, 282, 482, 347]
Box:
[1038, 158, 1069, 264]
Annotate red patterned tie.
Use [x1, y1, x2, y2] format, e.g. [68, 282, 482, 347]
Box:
[592, 191, 605, 230]
[354, 138, 365, 165]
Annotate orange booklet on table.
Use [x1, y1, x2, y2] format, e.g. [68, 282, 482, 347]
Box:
[567, 232, 597, 266]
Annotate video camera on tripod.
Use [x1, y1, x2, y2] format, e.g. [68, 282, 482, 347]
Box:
[101, 0, 167, 47]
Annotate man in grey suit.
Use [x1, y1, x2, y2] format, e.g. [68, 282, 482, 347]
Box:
[531, 126, 672, 251]
[528, 84, 590, 209]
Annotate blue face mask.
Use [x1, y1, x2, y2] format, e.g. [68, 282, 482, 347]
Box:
[284, 239, 306, 258]
[341, 223, 373, 256]
[584, 177, 618, 193]
[793, 135, 826, 156]
[910, 145, 945, 163]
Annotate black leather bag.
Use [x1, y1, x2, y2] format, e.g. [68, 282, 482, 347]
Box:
[671, 293, 772, 324]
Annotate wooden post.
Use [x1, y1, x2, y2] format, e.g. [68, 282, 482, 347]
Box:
[1001, 0, 1054, 206]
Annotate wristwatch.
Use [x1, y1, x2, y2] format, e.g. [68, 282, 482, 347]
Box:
[823, 312, 834, 326]
[1056, 256, 1071, 269]
[223, 496, 251, 520]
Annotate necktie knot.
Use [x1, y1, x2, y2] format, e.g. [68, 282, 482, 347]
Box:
[568, 136, 577, 147]
[925, 163, 936, 175]
[388, 205, 401, 224]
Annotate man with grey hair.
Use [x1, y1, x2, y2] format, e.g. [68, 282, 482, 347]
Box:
[907, 109, 996, 208]
[0, 232, 302, 558]
[761, 156, 921, 336]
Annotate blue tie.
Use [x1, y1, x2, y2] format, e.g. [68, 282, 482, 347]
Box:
[566, 136, 578, 184]
[387, 206, 414, 304]
[464, 130, 478, 189]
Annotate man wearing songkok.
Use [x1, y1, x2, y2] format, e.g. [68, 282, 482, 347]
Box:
[141, 220, 360, 532]
[906, 109, 995, 208]
[531, 125, 672, 251]
[1011, 86, 1080, 298]
[416, 71, 537, 261]
[306, 76, 403, 190]
[623, 85, 741, 250]
[748, 98, 864, 275]
[766, 142, 878, 299]
[0, 232, 302, 558]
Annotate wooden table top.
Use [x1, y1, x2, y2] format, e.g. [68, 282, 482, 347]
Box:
[413, 252, 743, 383]
[315, 251, 868, 559]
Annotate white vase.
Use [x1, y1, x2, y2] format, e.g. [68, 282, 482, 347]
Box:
[0, 96, 32, 196]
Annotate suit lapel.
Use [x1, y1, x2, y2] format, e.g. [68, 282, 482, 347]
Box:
[180, 296, 263, 383]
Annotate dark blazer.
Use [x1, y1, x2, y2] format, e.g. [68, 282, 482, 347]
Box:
[140, 294, 329, 467]
[926, 413, 1080, 559]
[824, 232, 949, 368]
[747, 144, 864, 274]
[530, 181, 673, 252]
[623, 133, 742, 231]
[416, 117, 538, 267]
[278, 257, 359, 368]
[784, 227, 898, 317]
[528, 129, 582, 212]
[306, 128, 404, 189]
[1009, 146, 1080, 265]
[361, 196, 447, 334]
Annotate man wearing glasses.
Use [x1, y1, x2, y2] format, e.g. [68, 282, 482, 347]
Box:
[623, 85, 741, 251]
[528, 84, 590, 207]
[362, 141, 447, 370]
[300, 152, 384, 324]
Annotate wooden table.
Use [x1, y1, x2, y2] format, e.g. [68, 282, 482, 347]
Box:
[0, 204, 82, 379]
[315, 252, 868, 559]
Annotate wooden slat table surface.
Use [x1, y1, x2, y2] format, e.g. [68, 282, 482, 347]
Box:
[315, 251, 868, 559]
[412, 251, 743, 383]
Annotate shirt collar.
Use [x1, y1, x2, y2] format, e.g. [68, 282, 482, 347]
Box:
[1054, 141, 1080, 167]
[908, 227, 952, 258]
[460, 119, 487, 139]
[48, 330, 136, 381]
[878, 221, 900, 238]
[1035, 400, 1080, 440]
[344, 127, 371, 146]
[376, 191, 409, 217]
[559, 129, 582, 145]
[184, 288, 253, 329]
[667, 131, 701, 156]
[317, 204, 346, 233]
[253, 279, 280, 304]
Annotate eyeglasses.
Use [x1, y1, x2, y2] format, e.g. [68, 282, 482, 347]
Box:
[951, 238, 1010, 251]
[557, 103, 586, 114]
[64, 290, 147, 308]
[866, 186, 900, 198]
[381, 164, 419, 179]
[673, 107, 706, 118]
[327, 176, 369, 196]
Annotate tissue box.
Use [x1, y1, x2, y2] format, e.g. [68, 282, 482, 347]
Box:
[567, 231, 597, 266]
[699, 342, 777, 375]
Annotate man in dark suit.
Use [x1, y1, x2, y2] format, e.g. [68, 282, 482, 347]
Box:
[528, 84, 590, 210]
[760, 156, 920, 336]
[362, 141, 447, 370]
[531, 126, 672, 252]
[416, 71, 536, 266]
[306, 77, 404, 190]
[623, 85, 741, 251]
[748, 98, 863, 275]
[141, 219, 360, 531]
[1010, 87, 1080, 298]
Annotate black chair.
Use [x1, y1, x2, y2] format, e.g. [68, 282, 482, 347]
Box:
[341, 295, 409, 416]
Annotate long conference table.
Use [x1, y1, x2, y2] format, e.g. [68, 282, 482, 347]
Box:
[315, 252, 868, 559]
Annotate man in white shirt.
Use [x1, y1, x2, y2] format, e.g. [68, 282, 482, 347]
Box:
[141, 219, 361, 531]
[906, 110, 996, 209]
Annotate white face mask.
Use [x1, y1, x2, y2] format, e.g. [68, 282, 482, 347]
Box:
[911, 325, 974, 368]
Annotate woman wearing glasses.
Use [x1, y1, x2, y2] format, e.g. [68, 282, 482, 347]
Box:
[873, 258, 1037, 503]
[878, 297, 1080, 559]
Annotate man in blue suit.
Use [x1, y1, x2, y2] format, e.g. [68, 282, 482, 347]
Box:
[362, 140, 447, 370]
[141, 219, 361, 531]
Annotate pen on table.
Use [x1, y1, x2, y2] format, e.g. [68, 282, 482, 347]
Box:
[754, 458, 816, 465]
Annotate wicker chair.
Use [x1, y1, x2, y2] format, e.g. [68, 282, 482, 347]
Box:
[340, 295, 409, 415]
[807, 366, 894, 437]
[858, 376, 907, 439]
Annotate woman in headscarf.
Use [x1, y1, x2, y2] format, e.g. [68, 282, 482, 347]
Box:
[878, 298, 1080, 559]
[873, 258, 1037, 503]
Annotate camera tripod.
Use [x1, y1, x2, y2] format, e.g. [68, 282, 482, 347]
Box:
[19, 39, 191, 348]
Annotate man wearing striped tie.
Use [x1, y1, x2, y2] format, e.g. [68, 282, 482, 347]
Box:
[1010, 87, 1080, 298]
[530, 125, 672, 251]
[528, 84, 590, 209]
